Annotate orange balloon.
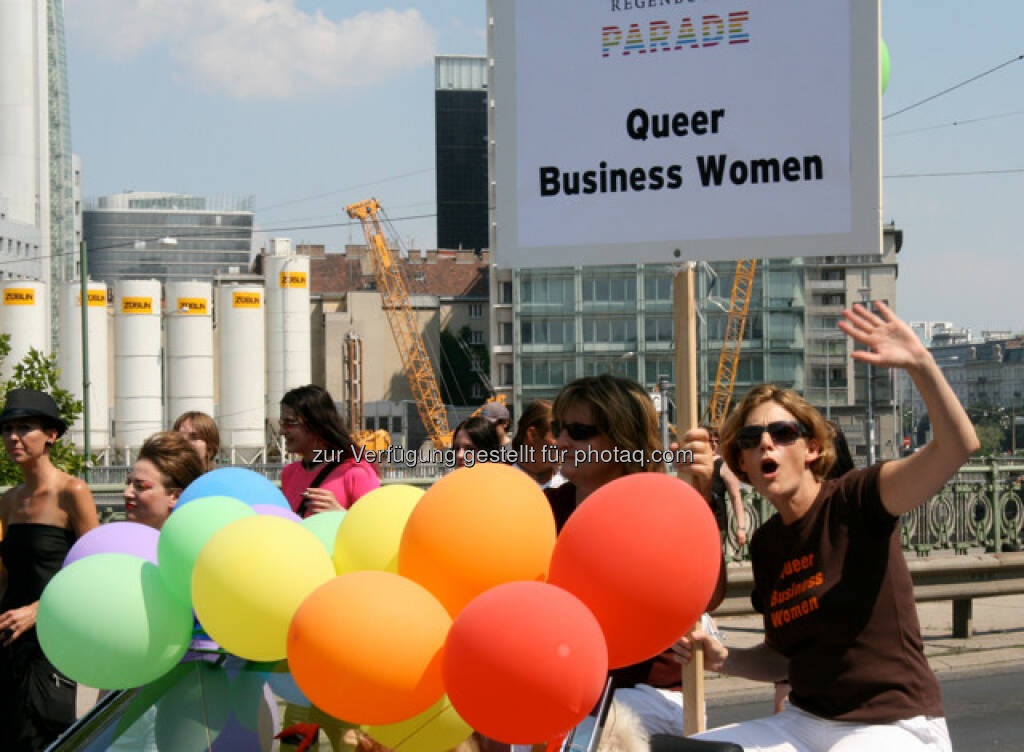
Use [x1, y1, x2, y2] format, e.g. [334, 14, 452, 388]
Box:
[287, 571, 451, 725]
[547, 473, 721, 668]
[443, 581, 608, 744]
[398, 464, 557, 617]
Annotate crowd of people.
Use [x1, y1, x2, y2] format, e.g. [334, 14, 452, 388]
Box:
[0, 302, 978, 751]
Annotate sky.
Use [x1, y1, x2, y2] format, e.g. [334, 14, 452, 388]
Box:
[64, 0, 1023, 336]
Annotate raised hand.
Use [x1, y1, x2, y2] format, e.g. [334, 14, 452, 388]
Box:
[838, 301, 928, 371]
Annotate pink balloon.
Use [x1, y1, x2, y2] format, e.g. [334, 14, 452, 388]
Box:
[64, 522, 160, 567]
[252, 504, 302, 523]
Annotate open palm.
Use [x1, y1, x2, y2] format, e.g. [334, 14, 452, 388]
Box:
[838, 301, 925, 370]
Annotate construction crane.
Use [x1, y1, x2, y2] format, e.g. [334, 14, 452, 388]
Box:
[703, 259, 758, 429]
[345, 198, 453, 449]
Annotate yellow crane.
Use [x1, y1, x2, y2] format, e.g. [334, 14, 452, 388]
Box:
[703, 258, 758, 428]
[345, 198, 454, 449]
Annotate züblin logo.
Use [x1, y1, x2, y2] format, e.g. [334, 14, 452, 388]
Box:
[121, 297, 153, 314]
[177, 298, 208, 314]
[3, 289, 35, 305]
[232, 292, 261, 308]
[601, 11, 750, 58]
[280, 271, 307, 288]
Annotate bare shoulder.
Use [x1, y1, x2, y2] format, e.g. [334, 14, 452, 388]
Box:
[59, 473, 99, 535]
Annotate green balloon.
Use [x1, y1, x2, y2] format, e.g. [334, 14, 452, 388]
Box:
[157, 495, 255, 606]
[299, 509, 346, 555]
[37, 554, 193, 689]
[155, 662, 230, 751]
[881, 38, 891, 94]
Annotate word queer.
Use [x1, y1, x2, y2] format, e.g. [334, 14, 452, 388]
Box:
[602, 11, 751, 58]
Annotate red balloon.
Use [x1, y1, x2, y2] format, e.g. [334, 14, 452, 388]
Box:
[443, 582, 607, 744]
[547, 473, 720, 668]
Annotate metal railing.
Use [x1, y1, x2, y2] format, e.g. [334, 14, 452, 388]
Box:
[721, 458, 1024, 562]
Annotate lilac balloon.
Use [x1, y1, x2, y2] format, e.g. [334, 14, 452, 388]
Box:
[63, 522, 160, 567]
[252, 504, 302, 523]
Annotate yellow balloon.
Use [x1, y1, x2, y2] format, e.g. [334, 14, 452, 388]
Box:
[333, 485, 424, 574]
[192, 516, 335, 661]
[365, 695, 473, 752]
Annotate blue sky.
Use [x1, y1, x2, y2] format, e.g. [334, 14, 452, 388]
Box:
[65, 1, 1022, 335]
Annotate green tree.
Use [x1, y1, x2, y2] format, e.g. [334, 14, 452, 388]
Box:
[0, 335, 85, 485]
[438, 326, 489, 407]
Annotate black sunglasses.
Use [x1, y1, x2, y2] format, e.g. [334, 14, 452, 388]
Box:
[736, 421, 809, 450]
[552, 421, 602, 441]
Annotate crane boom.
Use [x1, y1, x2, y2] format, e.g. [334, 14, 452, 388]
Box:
[704, 259, 758, 428]
[345, 198, 452, 449]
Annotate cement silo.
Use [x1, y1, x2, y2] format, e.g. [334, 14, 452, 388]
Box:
[217, 284, 266, 452]
[264, 240, 311, 425]
[113, 280, 162, 449]
[165, 281, 214, 420]
[57, 281, 110, 450]
[0, 280, 49, 381]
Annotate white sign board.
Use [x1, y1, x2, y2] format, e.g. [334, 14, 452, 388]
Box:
[491, 0, 881, 268]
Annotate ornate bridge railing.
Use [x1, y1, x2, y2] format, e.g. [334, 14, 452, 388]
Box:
[728, 458, 1024, 562]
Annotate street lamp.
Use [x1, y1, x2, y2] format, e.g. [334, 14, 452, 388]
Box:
[79, 236, 177, 480]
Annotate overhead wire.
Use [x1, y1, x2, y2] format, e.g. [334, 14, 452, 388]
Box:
[883, 54, 1023, 121]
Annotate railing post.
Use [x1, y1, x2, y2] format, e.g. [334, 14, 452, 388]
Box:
[952, 598, 973, 639]
[991, 458, 1003, 553]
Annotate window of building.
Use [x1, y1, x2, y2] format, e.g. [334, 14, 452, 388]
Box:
[644, 317, 673, 343]
[392, 416, 402, 434]
[500, 322, 514, 345]
[522, 359, 572, 386]
[469, 329, 485, 345]
[500, 281, 513, 304]
[645, 274, 672, 302]
[365, 417, 376, 430]
[469, 303, 483, 319]
[521, 319, 573, 346]
[583, 318, 636, 345]
[471, 383, 484, 399]
[500, 363, 514, 385]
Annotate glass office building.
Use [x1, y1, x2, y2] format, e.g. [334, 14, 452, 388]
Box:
[82, 193, 254, 283]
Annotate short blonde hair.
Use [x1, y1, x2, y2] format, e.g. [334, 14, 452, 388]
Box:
[720, 384, 835, 483]
[552, 374, 664, 475]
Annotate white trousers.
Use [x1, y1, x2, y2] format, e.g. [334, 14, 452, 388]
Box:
[693, 703, 952, 752]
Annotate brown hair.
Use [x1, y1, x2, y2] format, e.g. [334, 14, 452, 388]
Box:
[512, 399, 554, 452]
[138, 431, 205, 493]
[173, 411, 220, 471]
[552, 374, 664, 475]
[720, 384, 835, 483]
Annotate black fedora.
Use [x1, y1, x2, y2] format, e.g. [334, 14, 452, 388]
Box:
[0, 389, 68, 436]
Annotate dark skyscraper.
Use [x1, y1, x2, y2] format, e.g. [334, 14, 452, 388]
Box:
[435, 56, 488, 252]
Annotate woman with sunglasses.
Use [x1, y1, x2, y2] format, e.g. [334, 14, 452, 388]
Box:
[546, 374, 721, 736]
[124, 432, 205, 530]
[677, 302, 977, 751]
[279, 385, 379, 516]
[0, 389, 98, 750]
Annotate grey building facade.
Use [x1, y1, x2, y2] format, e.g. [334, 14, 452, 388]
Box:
[82, 192, 254, 284]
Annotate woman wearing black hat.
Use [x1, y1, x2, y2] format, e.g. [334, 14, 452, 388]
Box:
[0, 388, 99, 750]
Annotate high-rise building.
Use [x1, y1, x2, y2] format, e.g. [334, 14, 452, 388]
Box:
[0, 0, 75, 293]
[435, 56, 488, 252]
[490, 226, 902, 466]
[82, 192, 254, 284]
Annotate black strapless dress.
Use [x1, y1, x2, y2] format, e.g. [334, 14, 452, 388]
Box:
[0, 523, 79, 751]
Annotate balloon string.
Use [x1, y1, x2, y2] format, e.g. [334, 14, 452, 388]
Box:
[883, 54, 1023, 121]
[387, 700, 452, 751]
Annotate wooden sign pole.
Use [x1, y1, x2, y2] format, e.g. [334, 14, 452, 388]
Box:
[673, 262, 705, 736]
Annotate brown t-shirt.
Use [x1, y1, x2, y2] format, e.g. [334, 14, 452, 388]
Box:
[750, 463, 943, 722]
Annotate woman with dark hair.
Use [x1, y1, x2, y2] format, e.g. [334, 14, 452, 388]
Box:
[172, 411, 220, 472]
[510, 399, 565, 488]
[451, 414, 501, 469]
[546, 373, 720, 736]
[125, 432, 205, 530]
[279, 385, 379, 516]
[677, 303, 977, 750]
[0, 389, 98, 750]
